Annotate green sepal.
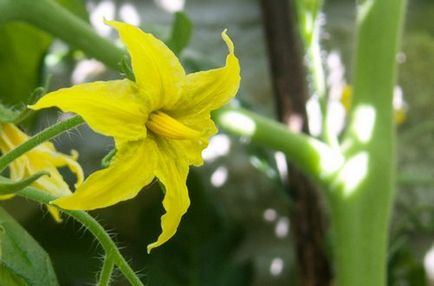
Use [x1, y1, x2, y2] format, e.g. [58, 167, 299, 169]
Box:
[0, 207, 59, 286]
[166, 11, 193, 55]
[0, 85, 47, 124]
[0, 102, 22, 123]
[101, 149, 117, 168]
[0, 172, 49, 195]
[119, 55, 135, 82]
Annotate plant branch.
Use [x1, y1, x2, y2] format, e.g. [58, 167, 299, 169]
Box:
[214, 106, 343, 184]
[329, 0, 407, 285]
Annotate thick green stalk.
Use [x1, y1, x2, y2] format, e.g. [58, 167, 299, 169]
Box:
[18, 187, 144, 286]
[329, 0, 407, 285]
[0, 115, 84, 172]
[214, 106, 342, 184]
[0, 0, 123, 70]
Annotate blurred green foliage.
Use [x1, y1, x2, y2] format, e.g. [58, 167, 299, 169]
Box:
[0, 23, 51, 107]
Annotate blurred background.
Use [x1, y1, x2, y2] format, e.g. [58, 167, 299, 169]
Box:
[1, 0, 434, 285]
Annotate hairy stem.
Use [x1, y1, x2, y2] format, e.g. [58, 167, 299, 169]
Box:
[18, 187, 144, 286]
[0, 115, 84, 172]
[97, 255, 115, 286]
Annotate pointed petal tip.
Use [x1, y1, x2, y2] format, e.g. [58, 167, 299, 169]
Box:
[104, 19, 135, 33]
[221, 29, 234, 54]
[27, 94, 56, 111]
[27, 103, 40, 111]
[103, 18, 119, 28]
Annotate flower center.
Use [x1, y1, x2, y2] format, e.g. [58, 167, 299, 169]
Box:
[146, 111, 201, 140]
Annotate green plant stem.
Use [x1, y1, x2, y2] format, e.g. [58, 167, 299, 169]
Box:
[17, 187, 144, 286]
[0, 115, 84, 172]
[0, 0, 124, 70]
[329, 0, 407, 285]
[214, 106, 342, 184]
[97, 255, 115, 286]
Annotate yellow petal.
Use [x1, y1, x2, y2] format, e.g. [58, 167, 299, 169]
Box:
[171, 30, 240, 117]
[47, 205, 62, 223]
[0, 123, 82, 222]
[147, 139, 191, 253]
[29, 165, 71, 197]
[31, 142, 84, 187]
[0, 123, 28, 147]
[52, 140, 156, 210]
[105, 20, 185, 109]
[29, 79, 148, 141]
[0, 124, 29, 179]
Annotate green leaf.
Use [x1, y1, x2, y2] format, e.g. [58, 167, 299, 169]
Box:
[0, 263, 28, 286]
[0, 0, 89, 108]
[0, 22, 51, 107]
[0, 207, 59, 286]
[0, 172, 49, 195]
[166, 12, 193, 55]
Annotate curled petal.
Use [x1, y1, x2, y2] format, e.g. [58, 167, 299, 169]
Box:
[106, 20, 185, 109]
[172, 30, 241, 117]
[31, 143, 84, 187]
[52, 140, 157, 210]
[36, 169, 76, 198]
[147, 140, 190, 253]
[29, 79, 148, 141]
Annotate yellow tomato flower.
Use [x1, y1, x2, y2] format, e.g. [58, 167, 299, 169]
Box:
[29, 20, 240, 252]
[0, 123, 84, 222]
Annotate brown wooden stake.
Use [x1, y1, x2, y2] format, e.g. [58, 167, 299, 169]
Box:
[260, 0, 332, 285]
